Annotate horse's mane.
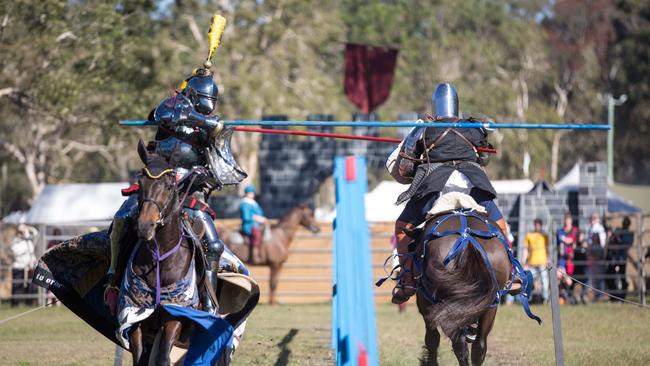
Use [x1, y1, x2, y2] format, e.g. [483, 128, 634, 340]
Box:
[272, 205, 306, 229]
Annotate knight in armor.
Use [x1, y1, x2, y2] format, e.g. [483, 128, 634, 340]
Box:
[105, 67, 249, 315]
[388, 83, 508, 305]
[239, 185, 268, 263]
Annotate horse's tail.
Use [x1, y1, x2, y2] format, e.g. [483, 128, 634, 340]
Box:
[430, 240, 498, 341]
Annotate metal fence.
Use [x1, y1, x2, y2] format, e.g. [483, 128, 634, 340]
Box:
[1, 212, 647, 307]
[519, 212, 648, 305]
[0, 221, 110, 307]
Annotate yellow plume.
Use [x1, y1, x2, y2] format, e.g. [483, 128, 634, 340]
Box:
[205, 14, 227, 68]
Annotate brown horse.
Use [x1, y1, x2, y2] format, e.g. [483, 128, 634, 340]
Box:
[127, 146, 196, 366]
[414, 211, 514, 366]
[221, 205, 320, 304]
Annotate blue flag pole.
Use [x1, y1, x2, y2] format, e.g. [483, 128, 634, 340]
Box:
[332, 156, 378, 366]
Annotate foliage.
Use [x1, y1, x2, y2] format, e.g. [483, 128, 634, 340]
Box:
[0, 0, 647, 213]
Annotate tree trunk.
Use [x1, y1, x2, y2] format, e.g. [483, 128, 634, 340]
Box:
[550, 130, 568, 182]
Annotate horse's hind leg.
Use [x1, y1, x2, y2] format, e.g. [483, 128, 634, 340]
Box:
[451, 335, 470, 366]
[155, 318, 182, 366]
[471, 307, 497, 366]
[269, 263, 281, 305]
[130, 324, 145, 366]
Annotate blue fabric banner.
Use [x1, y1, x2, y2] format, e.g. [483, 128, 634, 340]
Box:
[162, 304, 234, 366]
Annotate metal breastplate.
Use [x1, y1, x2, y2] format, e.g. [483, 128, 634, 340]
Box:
[155, 126, 205, 169]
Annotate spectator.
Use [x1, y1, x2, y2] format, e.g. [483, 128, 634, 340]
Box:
[574, 232, 589, 304]
[606, 216, 634, 301]
[524, 218, 549, 304]
[10, 224, 37, 306]
[556, 213, 578, 304]
[586, 213, 606, 303]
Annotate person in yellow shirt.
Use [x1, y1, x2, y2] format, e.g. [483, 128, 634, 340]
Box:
[524, 218, 549, 303]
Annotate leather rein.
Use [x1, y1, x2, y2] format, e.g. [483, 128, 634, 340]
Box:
[141, 167, 196, 226]
[140, 166, 198, 305]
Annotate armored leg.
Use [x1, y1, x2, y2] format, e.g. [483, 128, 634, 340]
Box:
[392, 220, 417, 304]
[187, 209, 224, 314]
[391, 193, 438, 304]
[109, 194, 139, 283]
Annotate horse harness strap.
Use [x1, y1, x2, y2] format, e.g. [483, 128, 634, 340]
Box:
[424, 210, 541, 324]
[377, 209, 541, 324]
[150, 228, 185, 305]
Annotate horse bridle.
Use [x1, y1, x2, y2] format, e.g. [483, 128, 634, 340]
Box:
[140, 167, 179, 227]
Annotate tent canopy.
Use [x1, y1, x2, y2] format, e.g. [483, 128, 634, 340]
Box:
[24, 183, 128, 225]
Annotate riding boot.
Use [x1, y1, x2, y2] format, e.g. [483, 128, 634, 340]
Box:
[108, 218, 124, 285]
[108, 194, 139, 286]
[392, 220, 417, 304]
[203, 269, 218, 314]
[204, 238, 225, 314]
[392, 254, 417, 304]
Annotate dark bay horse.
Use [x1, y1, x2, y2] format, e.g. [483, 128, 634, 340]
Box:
[221, 205, 320, 304]
[126, 145, 196, 366]
[414, 210, 519, 366]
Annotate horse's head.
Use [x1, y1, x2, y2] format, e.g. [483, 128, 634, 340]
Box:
[297, 204, 320, 234]
[136, 140, 178, 241]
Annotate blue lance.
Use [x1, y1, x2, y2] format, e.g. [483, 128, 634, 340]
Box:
[120, 119, 610, 130]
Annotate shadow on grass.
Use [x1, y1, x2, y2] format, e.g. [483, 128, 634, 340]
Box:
[274, 328, 299, 366]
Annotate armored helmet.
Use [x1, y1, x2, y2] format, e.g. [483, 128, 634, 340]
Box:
[183, 74, 219, 115]
[431, 83, 459, 119]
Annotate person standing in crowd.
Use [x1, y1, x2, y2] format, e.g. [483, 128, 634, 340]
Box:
[10, 224, 37, 306]
[524, 218, 549, 304]
[607, 216, 634, 301]
[557, 213, 578, 303]
[574, 232, 589, 304]
[586, 212, 607, 303]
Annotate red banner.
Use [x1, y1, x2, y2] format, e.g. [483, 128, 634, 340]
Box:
[344, 43, 398, 114]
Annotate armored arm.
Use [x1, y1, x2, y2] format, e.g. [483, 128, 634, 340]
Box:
[398, 126, 426, 177]
[472, 129, 493, 167]
[154, 96, 223, 133]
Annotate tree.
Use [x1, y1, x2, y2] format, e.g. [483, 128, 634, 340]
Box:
[544, 0, 616, 182]
[611, 0, 650, 183]
[0, 0, 167, 202]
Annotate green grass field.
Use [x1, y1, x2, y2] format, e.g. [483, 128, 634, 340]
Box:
[0, 302, 649, 365]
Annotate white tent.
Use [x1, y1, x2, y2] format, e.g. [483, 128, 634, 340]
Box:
[24, 183, 129, 225]
[364, 181, 407, 222]
[554, 163, 580, 191]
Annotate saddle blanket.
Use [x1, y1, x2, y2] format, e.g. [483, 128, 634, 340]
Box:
[429, 191, 487, 216]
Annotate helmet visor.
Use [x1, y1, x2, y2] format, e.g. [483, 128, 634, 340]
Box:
[196, 95, 217, 115]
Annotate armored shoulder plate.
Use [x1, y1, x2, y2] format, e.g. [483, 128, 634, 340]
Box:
[153, 95, 194, 128]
